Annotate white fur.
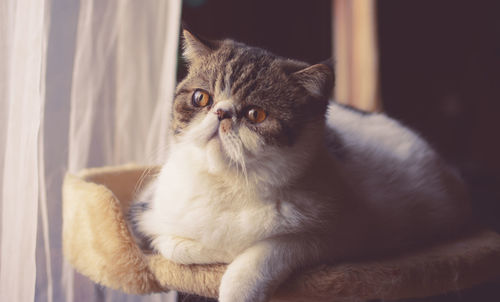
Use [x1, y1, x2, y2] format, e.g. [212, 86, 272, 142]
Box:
[136, 101, 470, 302]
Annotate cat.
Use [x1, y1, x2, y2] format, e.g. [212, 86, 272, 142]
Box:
[129, 29, 472, 302]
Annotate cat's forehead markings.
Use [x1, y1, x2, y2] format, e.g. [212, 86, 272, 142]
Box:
[213, 66, 232, 100]
[215, 84, 232, 101]
[230, 61, 263, 98]
[210, 46, 240, 98]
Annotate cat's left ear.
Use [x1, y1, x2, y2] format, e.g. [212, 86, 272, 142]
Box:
[292, 61, 335, 99]
[182, 29, 219, 63]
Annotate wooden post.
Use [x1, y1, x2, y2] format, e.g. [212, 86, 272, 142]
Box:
[333, 0, 381, 112]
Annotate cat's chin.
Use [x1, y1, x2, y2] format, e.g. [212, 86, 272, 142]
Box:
[205, 137, 231, 174]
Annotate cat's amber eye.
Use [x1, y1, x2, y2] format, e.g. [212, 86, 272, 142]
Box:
[192, 89, 212, 107]
[246, 107, 267, 123]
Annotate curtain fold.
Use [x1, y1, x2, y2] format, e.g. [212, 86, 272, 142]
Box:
[0, 0, 49, 301]
[1, 0, 181, 301]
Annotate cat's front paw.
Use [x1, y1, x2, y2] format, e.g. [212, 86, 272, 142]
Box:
[217, 238, 317, 302]
[219, 268, 269, 302]
[218, 243, 276, 302]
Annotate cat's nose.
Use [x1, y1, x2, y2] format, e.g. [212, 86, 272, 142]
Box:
[213, 100, 235, 121]
[216, 109, 232, 121]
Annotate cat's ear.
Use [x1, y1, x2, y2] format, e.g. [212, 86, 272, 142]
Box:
[292, 61, 335, 98]
[182, 29, 219, 62]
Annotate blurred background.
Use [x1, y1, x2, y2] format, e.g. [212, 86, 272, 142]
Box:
[1, 0, 499, 301]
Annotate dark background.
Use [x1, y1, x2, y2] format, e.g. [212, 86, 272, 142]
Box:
[378, 1, 500, 234]
[178, 0, 332, 79]
[180, 1, 500, 301]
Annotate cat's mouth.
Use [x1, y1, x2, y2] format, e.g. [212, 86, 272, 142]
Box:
[197, 117, 249, 170]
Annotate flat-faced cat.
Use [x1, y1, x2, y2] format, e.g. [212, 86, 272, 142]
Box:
[130, 30, 471, 302]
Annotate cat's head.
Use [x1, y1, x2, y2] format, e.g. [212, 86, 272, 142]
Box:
[171, 30, 334, 184]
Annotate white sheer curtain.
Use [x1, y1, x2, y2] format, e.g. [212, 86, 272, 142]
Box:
[1, 0, 181, 301]
[1, 0, 48, 301]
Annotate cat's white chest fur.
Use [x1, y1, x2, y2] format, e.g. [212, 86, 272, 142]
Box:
[139, 144, 284, 263]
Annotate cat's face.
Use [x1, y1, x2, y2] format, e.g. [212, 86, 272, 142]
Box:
[171, 30, 333, 180]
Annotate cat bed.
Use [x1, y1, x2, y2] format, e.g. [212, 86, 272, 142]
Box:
[62, 164, 500, 301]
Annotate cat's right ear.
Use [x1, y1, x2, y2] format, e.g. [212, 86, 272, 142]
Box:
[182, 28, 219, 63]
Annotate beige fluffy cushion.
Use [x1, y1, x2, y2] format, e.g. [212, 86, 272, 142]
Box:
[62, 164, 500, 301]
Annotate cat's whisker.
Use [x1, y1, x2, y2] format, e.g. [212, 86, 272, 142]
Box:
[133, 166, 157, 197]
[129, 144, 169, 197]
